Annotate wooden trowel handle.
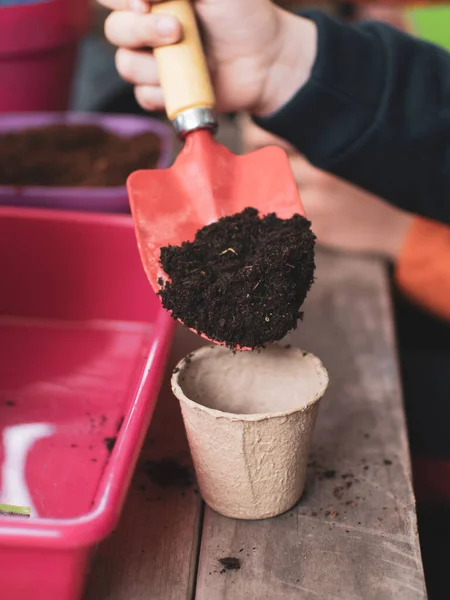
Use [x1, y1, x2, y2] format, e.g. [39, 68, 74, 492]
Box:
[152, 0, 216, 135]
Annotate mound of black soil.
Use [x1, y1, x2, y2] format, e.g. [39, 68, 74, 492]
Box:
[158, 208, 316, 349]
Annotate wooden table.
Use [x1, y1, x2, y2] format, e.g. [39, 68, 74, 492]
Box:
[84, 250, 427, 600]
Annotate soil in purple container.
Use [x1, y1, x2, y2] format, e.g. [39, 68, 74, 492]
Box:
[0, 124, 161, 186]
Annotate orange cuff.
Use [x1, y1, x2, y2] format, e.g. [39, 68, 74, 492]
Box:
[395, 217, 450, 323]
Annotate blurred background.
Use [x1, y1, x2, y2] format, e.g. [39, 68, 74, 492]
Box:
[2, 0, 450, 597]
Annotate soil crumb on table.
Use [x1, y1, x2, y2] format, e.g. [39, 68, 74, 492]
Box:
[159, 208, 316, 349]
[0, 124, 161, 186]
[218, 557, 241, 573]
[144, 458, 194, 489]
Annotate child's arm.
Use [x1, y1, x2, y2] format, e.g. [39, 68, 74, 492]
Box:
[255, 10, 450, 225]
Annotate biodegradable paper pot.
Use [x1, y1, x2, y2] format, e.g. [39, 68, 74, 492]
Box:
[171, 344, 329, 520]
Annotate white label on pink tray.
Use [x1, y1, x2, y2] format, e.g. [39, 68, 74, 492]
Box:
[0, 423, 54, 518]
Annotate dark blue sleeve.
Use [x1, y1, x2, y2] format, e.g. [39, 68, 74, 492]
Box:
[254, 10, 450, 224]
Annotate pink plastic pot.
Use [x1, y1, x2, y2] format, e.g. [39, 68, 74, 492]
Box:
[0, 0, 91, 112]
[0, 206, 175, 600]
[0, 112, 174, 213]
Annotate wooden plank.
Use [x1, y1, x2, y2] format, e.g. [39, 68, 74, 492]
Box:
[195, 251, 427, 600]
[84, 326, 207, 600]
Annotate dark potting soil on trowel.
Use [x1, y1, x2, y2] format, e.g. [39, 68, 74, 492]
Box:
[158, 208, 316, 349]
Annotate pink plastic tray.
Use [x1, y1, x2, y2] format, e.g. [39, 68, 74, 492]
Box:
[0, 207, 174, 600]
[0, 113, 174, 213]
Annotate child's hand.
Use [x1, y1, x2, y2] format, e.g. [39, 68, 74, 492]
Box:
[97, 0, 317, 116]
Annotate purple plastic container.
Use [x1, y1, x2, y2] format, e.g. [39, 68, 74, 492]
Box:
[0, 112, 174, 213]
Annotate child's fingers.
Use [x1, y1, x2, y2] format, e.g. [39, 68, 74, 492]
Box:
[105, 10, 181, 49]
[134, 85, 165, 111]
[115, 48, 159, 85]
